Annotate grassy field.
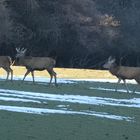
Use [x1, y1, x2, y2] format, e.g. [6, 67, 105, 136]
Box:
[0, 67, 140, 140]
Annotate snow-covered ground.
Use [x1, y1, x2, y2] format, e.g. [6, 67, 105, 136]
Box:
[0, 75, 138, 84]
[0, 75, 139, 122]
[0, 88, 138, 122]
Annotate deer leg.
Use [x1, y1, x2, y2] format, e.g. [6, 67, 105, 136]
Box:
[10, 68, 13, 81]
[7, 67, 13, 81]
[133, 78, 140, 93]
[133, 86, 137, 93]
[123, 79, 129, 93]
[23, 70, 30, 81]
[47, 69, 53, 85]
[47, 69, 57, 86]
[3, 67, 10, 80]
[6, 71, 10, 80]
[52, 70, 57, 86]
[115, 78, 121, 92]
[31, 71, 35, 83]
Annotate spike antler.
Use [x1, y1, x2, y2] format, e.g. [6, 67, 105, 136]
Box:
[22, 48, 27, 53]
[16, 48, 21, 52]
[21, 48, 26, 51]
[108, 56, 113, 61]
[108, 56, 111, 61]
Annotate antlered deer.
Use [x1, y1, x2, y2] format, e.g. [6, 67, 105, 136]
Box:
[15, 48, 57, 86]
[0, 56, 13, 80]
[103, 56, 140, 93]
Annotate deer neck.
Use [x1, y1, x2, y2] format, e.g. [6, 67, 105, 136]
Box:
[109, 63, 119, 75]
[18, 56, 26, 65]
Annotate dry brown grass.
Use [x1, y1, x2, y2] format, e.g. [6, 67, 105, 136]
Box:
[0, 66, 116, 79]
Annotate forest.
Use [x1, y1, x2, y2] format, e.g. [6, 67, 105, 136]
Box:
[0, 0, 140, 68]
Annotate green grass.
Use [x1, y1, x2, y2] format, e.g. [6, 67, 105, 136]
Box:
[0, 111, 139, 140]
[0, 80, 140, 140]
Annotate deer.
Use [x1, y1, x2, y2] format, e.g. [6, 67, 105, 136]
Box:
[103, 56, 140, 93]
[15, 48, 57, 86]
[0, 56, 13, 80]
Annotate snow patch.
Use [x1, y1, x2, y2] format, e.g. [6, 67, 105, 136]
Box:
[0, 105, 133, 121]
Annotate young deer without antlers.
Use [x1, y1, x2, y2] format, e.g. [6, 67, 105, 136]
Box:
[0, 56, 13, 80]
[15, 48, 57, 86]
[103, 56, 140, 93]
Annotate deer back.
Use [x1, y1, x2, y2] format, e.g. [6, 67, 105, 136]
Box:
[116, 66, 140, 79]
[19, 57, 56, 70]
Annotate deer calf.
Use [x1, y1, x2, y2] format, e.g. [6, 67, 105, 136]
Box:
[15, 48, 57, 86]
[0, 56, 13, 80]
[103, 56, 140, 93]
